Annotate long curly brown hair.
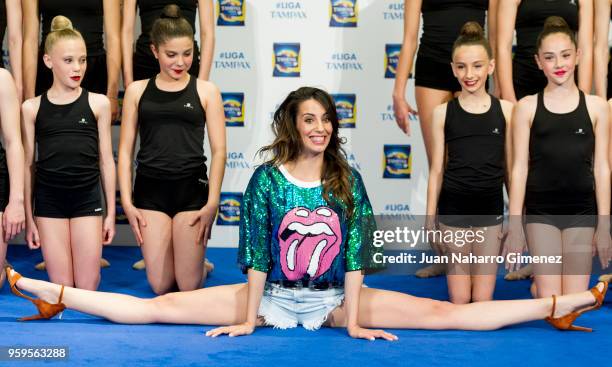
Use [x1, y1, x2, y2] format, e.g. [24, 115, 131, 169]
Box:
[259, 87, 354, 216]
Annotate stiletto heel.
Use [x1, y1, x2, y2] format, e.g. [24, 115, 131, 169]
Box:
[5, 266, 66, 321]
[545, 281, 608, 332]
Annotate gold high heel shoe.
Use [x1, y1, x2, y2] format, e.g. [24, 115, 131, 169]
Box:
[5, 266, 66, 321]
[545, 281, 608, 332]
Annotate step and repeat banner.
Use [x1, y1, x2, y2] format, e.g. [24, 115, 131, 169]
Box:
[197, 0, 424, 247]
[3, 0, 425, 247]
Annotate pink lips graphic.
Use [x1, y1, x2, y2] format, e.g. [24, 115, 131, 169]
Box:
[278, 206, 342, 281]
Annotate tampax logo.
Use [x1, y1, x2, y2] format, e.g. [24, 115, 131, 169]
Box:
[226, 151, 251, 170]
[385, 44, 401, 78]
[215, 51, 251, 70]
[271, 1, 307, 19]
[383, 145, 411, 179]
[346, 151, 361, 171]
[217, 192, 243, 226]
[332, 94, 356, 128]
[217, 0, 245, 26]
[273, 43, 301, 77]
[326, 52, 363, 71]
[330, 0, 358, 27]
[381, 104, 418, 122]
[222, 93, 245, 127]
[383, 1, 403, 20]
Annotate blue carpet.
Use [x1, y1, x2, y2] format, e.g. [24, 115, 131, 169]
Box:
[1, 245, 610, 366]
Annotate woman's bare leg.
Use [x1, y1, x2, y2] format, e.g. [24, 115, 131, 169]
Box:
[327, 285, 602, 330]
[12, 271, 251, 325]
[441, 223, 473, 304]
[0, 213, 5, 288]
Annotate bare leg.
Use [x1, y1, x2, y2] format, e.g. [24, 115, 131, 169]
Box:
[600, 274, 612, 282]
[441, 223, 473, 304]
[172, 211, 205, 291]
[527, 223, 563, 298]
[37, 218, 73, 287]
[70, 216, 103, 290]
[414, 86, 454, 165]
[561, 227, 593, 294]
[327, 286, 601, 330]
[12, 272, 253, 325]
[0, 213, 5, 288]
[471, 224, 502, 302]
[139, 209, 174, 295]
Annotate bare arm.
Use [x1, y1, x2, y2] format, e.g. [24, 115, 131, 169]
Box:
[21, 0, 39, 99]
[577, 0, 594, 93]
[500, 99, 515, 190]
[92, 93, 116, 244]
[206, 269, 267, 337]
[425, 103, 447, 217]
[20, 97, 40, 248]
[0, 70, 24, 241]
[496, 0, 520, 103]
[593, 0, 609, 98]
[197, 0, 215, 80]
[103, 0, 122, 120]
[391, 0, 422, 135]
[117, 81, 146, 244]
[488, 0, 500, 96]
[121, 0, 137, 87]
[6, 0, 23, 101]
[344, 271, 397, 341]
[590, 96, 611, 268]
[503, 96, 535, 271]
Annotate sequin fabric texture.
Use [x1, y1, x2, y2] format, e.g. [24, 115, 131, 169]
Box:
[238, 164, 377, 283]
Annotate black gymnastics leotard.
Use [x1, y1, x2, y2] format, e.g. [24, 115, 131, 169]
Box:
[438, 95, 506, 227]
[34, 89, 103, 218]
[513, 0, 578, 99]
[133, 0, 200, 81]
[415, 0, 488, 93]
[133, 76, 208, 218]
[525, 91, 597, 229]
[36, 0, 108, 95]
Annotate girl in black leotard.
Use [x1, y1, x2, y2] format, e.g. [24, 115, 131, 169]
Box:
[118, 5, 225, 295]
[393, 0, 496, 279]
[506, 16, 612, 298]
[427, 22, 514, 304]
[21, 16, 116, 291]
[497, 0, 592, 102]
[121, 0, 214, 86]
[22, 0, 121, 120]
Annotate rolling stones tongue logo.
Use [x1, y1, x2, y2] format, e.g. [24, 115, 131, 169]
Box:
[278, 206, 342, 281]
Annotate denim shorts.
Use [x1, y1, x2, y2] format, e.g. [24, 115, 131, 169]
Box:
[258, 282, 345, 331]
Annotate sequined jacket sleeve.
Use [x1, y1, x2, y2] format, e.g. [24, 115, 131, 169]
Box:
[238, 165, 272, 273]
[344, 169, 378, 272]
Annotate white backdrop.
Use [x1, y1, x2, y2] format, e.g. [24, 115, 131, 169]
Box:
[205, 0, 424, 247]
[3, 0, 426, 248]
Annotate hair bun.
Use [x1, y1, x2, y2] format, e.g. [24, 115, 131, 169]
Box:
[459, 21, 484, 40]
[160, 4, 181, 19]
[50, 15, 73, 32]
[543, 16, 570, 32]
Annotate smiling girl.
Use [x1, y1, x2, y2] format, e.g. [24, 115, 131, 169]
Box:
[21, 16, 116, 290]
[506, 16, 611, 297]
[427, 22, 513, 304]
[118, 5, 225, 295]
